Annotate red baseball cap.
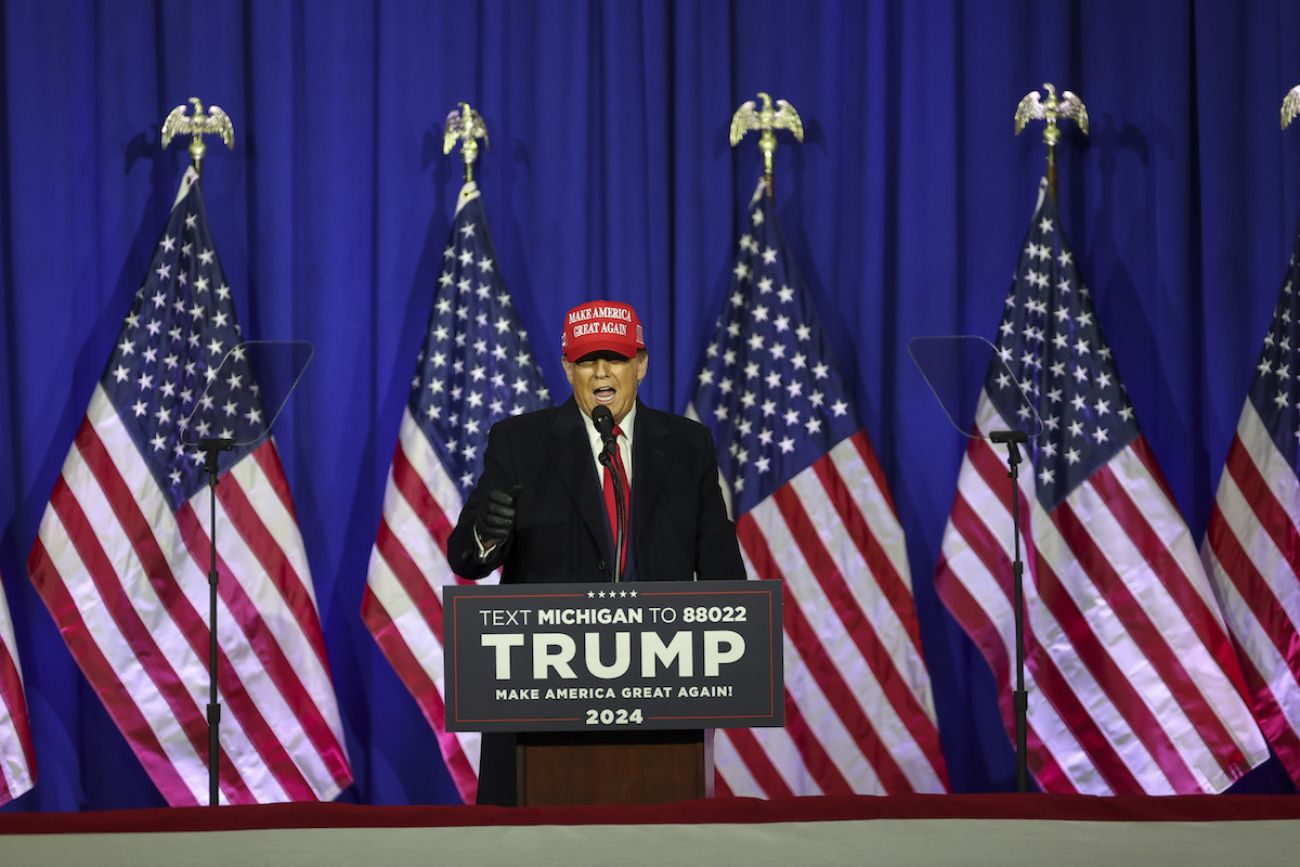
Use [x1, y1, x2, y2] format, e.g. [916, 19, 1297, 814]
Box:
[561, 300, 646, 362]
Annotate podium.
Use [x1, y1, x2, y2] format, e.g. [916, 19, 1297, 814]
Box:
[517, 730, 706, 806]
[443, 580, 782, 806]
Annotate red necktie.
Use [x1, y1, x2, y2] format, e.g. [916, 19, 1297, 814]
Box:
[602, 425, 630, 571]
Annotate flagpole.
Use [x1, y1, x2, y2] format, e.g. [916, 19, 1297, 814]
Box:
[1014, 83, 1088, 202]
[162, 98, 236, 806]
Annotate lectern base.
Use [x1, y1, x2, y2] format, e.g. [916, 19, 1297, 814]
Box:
[516, 730, 708, 806]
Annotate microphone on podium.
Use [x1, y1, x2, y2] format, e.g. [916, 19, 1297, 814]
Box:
[590, 405, 626, 582]
[591, 405, 618, 450]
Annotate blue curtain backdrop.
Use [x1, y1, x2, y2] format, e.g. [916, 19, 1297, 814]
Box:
[2, 0, 1299, 809]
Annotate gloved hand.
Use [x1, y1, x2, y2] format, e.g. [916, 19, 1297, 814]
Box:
[475, 487, 520, 548]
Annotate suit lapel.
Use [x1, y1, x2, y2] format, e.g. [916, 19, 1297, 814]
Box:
[631, 401, 672, 542]
[547, 398, 608, 555]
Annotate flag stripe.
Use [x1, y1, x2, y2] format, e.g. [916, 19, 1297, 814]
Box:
[29, 538, 200, 804]
[777, 691, 852, 794]
[375, 519, 447, 640]
[365, 421, 485, 803]
[812, 447, 925, 659]
[787, 468, 936, 732]
[38, 467, 250, 805]
[738, 542, 868, 793]
[743, 504, 913, 791]
[777, 625, 878, 794]
[42, 482, 253, 803]
[1091, 459, 1244, 686]
[718, 727, 795, 798]
[1235, 400, 1300, 530]
[935, 553, 1085, 793]
[1128, 435, 1184, 528]
[737, 511, 916, 793]
[252, 442, 300, 522]
[712, 729, 760, 797]
[1058, 476, 1242, 765]
[392, 439, 457, 556]
[771, 485, 930, 784]
[1224, 436, 1300, 633]
[723, 538, 834, 797]
[939, 493, 1128, 793]
[0, 624, 34, 802]
[359, 584, 480, 800]
[398, 407, 467, 522]
[1204, 438, 1300, 771]
[963, 431, 1188, 793]
[848, 430, 900, 520]
[1044, 503, 1201, 791]
[172, 502, 351, 791]
[1201, 247, 1300, 786]
[1212, 452, 1300, 673]
[1204, 522, 1300, 778]
[946, 440, 1154, 793]
[215, 457, 330, 669]
[712, 766, 735, 798]
[0, 567, 34, 805]
[73, 413, 317, 801]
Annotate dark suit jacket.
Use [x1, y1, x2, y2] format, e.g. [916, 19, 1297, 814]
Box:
[444, 397, 746, 805]
[446, 397, 746, 584]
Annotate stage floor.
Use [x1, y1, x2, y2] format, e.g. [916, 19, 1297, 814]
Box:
[3, 794, 1299, 866]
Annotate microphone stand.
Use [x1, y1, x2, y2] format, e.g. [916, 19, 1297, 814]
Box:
[196, 436, 234, 806]
[598, 442, 626, 583]
[990, 428, 1029, 793]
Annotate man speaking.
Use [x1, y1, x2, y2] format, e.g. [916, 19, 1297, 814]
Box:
[446, 299, 746, 804]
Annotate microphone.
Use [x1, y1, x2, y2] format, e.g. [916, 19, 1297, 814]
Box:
[591, 405, 618, 449]
[989, 430, 1028, 444]
[590, 404, 625, 582]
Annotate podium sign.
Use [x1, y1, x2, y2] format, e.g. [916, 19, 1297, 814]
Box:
[443, 581, 783, 733]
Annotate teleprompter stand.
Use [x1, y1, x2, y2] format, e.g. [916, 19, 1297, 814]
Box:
[909, 335, 1041, 792]
[989, 428, 1030, 793]
[184, 340, 313, 806]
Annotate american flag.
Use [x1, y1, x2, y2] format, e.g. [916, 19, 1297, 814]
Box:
[935, 181, 1267, 793]
[362, 181, 550, 803]
[1202, 231, 1300, 786]
[688, 179, 949, 796]
[27, 168, 353, 805]
[0, 575, 35, 805]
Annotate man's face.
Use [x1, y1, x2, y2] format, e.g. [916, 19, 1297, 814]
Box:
[563, 350, 648, 424]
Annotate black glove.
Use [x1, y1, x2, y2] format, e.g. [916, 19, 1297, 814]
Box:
[475, 487, 520, 548]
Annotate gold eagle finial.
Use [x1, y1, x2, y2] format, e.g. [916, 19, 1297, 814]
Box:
[730, 92, 804, 198]
[1014, 83, 1089, 143]
[1014, 83, 1087, 200]
[161, 98, 235, 173]
[1282, 85, 1300, 130]
[443, 102, 490, 183]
